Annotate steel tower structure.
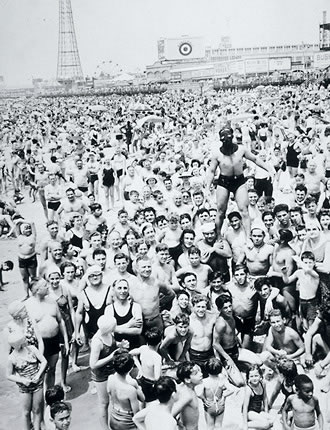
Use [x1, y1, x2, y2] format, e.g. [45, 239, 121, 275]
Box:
[57, 0, 83, 84]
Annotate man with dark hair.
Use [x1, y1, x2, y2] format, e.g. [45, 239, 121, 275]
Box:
[206, 127, 273, 235]
[189, 295, 216, 377]
[253, 277, 291, 335]
[50, 401, 72, 429]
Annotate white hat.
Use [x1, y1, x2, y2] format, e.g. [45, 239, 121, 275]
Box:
[201, 222, 216, 234]
[86, 265, 102, 277]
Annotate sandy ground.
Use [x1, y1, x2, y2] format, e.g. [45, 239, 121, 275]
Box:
[0, 181, 329, 429]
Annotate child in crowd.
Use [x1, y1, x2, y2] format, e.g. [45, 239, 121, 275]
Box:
[243, 364, 273, 430]
[44, 385, 65, 430]
[50, 401, 72, 430]
[108, 350, 144, 430]
[7, 330, 47, 430]
[133, 376, 178, 430]
[282, 374, 324, 430]
[282, 251, 319, 330]
[268, 357, 297, 412]
[198, 357, 235, 430]
[172, 361, 203, 430]
[130, 328, 162, 403]
[0, 259, 14, 289]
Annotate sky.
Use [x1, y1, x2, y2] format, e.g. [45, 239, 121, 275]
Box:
[0, 0, 329, 86]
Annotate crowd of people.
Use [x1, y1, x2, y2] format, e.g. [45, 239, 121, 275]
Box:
[1, 82, 330, 430]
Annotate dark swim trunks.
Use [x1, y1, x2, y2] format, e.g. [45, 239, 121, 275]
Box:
[47, 201, 61, 211]
[217, 174, 246, 194]
[138, 375, 157, 403]
[223, 344, 239, 363]
[18, 254, 38, 269]
[43, 332, 61, 359]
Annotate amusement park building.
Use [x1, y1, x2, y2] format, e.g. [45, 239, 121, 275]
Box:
[145, 37, 330, 83]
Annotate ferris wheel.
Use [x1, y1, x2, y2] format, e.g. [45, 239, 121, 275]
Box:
[93, 61, 123, 79]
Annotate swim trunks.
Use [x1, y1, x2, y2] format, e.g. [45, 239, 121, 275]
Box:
[43, 332, 61, 359]
[217, 174, 246, 194]
[18, 254, 37, 269]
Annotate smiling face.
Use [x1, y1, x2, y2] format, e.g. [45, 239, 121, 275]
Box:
[176, 322, 189, 337]
[177, 293, 189, 309]
[248, 369, 261, 386]
[48, 272, 61, 289]
[137, 259, 152, 278]
[270, 314, 284, 332]
[193, 300, 207, 318]
[114, 280, 129, 301]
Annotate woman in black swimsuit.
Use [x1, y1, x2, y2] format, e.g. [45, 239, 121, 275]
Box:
[101, 158, 115, 211]
[66, 213, 85, 251]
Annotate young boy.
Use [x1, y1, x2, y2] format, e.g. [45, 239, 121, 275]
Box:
[44, 385, 65, 430]
[108, 350, 144, 429]
[50, 401, 72, 430]
[172, 361, 203, 430]
[282, 374, 324, 430]
[282, 251, 319, 329]
[160, 313, 193, 363]
[133, 376, 178, 430]
[0, 260, 14, 290]
[130, 328, 162, 403]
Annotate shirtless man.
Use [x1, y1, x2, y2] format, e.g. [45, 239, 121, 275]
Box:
[130, 256, 175, 333]
[57, 187, 89, 228]
[213, 295, 262, 387]
[264, 309, 305, 364]
[39, 220, 65, 261]
[74, 265, 112, 343]
[160, 313, 193, 363]
[153, 244, 180, 310]
[224, 211, 247, 268]
[197, 222, 232, 282]
[227, 265, 258, 348]
[206, 127, 273, 235]
[304, 159, 324, 202]
[39, 241, 65, 279]
[26, 278, 69, 390]
[18, 221, 37, 299]
[237, 227, 273, 277]
[189, 295, 216, 376]
[268, 229, 297, 313]
[176, 246, 213, 291]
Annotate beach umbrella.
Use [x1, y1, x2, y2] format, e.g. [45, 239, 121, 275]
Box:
[90, 105, 107, 112]
[136, 115, 165, 128]
[229, 112, 254, 122]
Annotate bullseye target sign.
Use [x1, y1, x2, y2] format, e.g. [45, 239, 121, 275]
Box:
[179, 42, 193, 56]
